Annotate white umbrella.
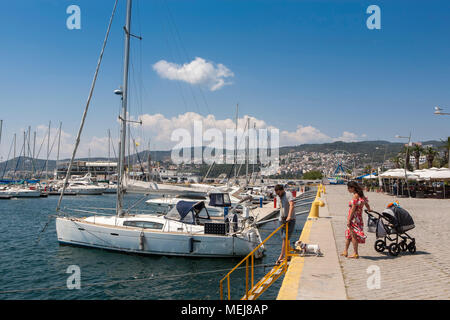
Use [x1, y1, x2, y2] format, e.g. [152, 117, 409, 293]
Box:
[379, 169, 399, 177]
[414, 169, 432, 180]
[430, 169, 450, 181]
[380, 169, 418, 180]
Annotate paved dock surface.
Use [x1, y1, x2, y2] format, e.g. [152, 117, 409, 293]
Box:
[278, 185, 450, 300]
[277, 195, 347, 300]
[327, 185, 450, 300]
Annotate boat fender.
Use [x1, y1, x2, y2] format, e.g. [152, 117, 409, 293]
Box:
[243, 206, 249, 219]
[139, 231, 145, 250]
[189, 237, 194, 253]
[232, 214, 238, 232]
[249, 230, 258, 244]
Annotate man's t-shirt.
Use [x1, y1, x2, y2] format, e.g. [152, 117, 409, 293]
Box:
[278, 191, 295, 222]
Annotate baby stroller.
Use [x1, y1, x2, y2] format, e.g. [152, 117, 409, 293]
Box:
[365, 203, 416, 256]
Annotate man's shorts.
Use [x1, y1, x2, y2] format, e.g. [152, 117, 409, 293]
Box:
[280, 219, 296, 240]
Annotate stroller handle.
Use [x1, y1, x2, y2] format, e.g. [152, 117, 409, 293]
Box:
[365, 209, 381, 215]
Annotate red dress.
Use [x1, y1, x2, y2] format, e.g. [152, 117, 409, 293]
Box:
[345, 197, 367, 243]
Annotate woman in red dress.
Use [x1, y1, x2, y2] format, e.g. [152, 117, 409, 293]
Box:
[341, 181, 371, 259]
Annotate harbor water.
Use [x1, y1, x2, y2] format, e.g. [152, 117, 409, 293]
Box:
[0, 193, 309, 300]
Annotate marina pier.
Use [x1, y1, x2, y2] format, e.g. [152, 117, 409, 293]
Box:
[277, 185, 450, 300]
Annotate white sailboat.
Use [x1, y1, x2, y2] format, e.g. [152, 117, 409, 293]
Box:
[55, 0, 264, 258]
[100, 182, 118, 194]
[0, 186, 41, 198]
[65, 173, 106, 195]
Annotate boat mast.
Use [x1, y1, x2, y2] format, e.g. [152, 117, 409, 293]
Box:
[245, 117, 249, 186]
[234, 103, 238, 181]
[56, 122, 62, 165]
[252, 122, 256, 183]
[0, 120, 2, 163]
[116, 0, 133, 217]
[33, 131, 36, 160]
[23, 131, 26, 178]
[46, 121, 51, 180]
[13, 133, 16, 180]
[108, 129, 111, 177]
[147, 139, 151, 181]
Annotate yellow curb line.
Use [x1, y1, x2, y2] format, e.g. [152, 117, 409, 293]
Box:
[276, 218, 313, 300]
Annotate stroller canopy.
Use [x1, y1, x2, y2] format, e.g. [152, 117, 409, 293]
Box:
[382, 206, 415, 233]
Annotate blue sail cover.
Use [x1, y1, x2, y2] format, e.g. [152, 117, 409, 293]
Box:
[209, 193, 231, 207]
[166, 201, 209, 224]
[176, 201, 199, 220]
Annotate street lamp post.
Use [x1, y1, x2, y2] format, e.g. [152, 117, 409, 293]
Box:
[433, 107, 450, 167]
[382, 144, 388, 171]
[434, 106, 450, 116]
[371, 147, 379, 174]
[395, 133, 412, 198]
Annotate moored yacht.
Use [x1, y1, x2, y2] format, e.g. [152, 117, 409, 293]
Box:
[55, 0, 265, 259]
[0, 186, 41, 198]
[56, 201, 264, 258]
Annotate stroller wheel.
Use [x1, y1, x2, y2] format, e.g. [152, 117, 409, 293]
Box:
[399, 241, 408, 252]
[408, 242, 416, 254]
[388, 243, 400, 256]
[374, 240, 386, 253]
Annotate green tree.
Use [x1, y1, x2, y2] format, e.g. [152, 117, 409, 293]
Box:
[390, 155, 402, 169]
[302, 170, 323, 180]
[440, 137, 450, 168]
[411, 144, 424, 170]
[363, 165, 373, 174]
[423, 146, 438, 169]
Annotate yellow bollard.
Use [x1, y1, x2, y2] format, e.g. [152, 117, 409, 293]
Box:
[317, 185, 322, 197]
[308, 199, 325, 219]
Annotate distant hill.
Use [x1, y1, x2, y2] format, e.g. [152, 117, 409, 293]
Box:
[0, 140, 444, 175]
[279, 140, 444, 162]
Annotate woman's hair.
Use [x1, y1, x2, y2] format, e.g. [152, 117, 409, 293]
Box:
[347, 181, 365, 199]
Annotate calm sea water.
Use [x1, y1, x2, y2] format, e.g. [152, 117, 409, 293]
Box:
[0, 193, 309, 300]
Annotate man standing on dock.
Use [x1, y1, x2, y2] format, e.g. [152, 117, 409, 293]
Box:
[275, 184, 295, 265]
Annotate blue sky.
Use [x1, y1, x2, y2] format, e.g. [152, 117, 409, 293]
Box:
[0, 0, 449, 158]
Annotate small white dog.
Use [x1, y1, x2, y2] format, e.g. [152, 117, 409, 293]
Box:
[294, 240, 323, 257]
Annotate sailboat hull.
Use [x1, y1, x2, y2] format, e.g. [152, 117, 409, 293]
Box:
[4, 189, 41, 197]
[56, 217, 263, 258]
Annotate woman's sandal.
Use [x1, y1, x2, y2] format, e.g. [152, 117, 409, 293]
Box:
[348, 254, 359, 259]
[340, 252, 348, 257]
[275, 258, 283, 265]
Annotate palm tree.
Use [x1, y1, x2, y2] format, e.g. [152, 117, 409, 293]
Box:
[364, 165, 373, 174]
[423, 146, 438, 168]
[411, 144, 424, 170]
[440, 137, 450, 168]
[390, 155, 402, 169]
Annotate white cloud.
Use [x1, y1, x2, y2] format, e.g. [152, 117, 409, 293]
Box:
[280, 125, 331, 145]
[333, 131, 360, 142]
[32, 125, 118, 160]
[136, 112, 364, 150]
[152, 57, 234, 91]
[5, 115, 364, 160]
